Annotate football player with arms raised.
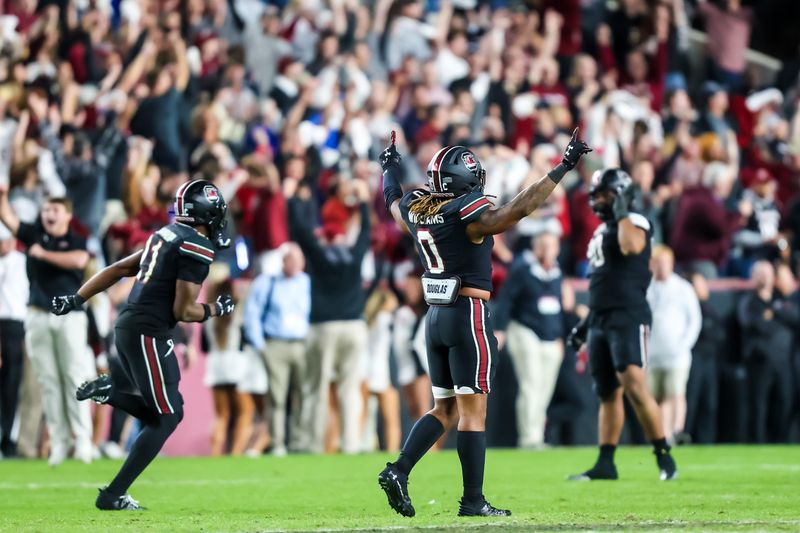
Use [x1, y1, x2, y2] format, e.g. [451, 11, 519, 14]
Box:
[51, 180, 235, 510]
[378, 131, 591, 517]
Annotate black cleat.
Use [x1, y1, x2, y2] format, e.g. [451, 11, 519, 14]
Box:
[77, 374, 112, 404]
[95, 488, 144, 511]
[378, 462, 415, 517]
[655, 449, 678, 480]
[458, 497, 512, 517]
[567, 461, 618, 481]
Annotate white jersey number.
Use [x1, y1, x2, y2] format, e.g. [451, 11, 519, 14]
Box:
[416, 229, 445, 274]
[587, 229, 605, 268]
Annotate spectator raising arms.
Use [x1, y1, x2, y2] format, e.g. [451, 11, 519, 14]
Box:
[0, 187, 94, 466]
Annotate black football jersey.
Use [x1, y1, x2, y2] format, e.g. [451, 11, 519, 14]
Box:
[587, 213, 652, 320]
[117, 222, 214, 336]
[399, 189, 495, 292]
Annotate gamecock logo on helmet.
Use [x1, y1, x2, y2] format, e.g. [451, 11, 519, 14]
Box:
[461, 152, 478, 172]
[203, 185, 219, 202]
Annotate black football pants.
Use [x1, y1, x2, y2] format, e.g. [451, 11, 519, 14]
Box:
[105, 329, 184, 497]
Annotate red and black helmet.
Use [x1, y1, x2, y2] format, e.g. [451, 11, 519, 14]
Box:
[173, 180, 230, 248]
[426, 146, 486, 198]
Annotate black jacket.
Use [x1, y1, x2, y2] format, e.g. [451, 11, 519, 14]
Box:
[737, 291, 800, 362]
[288, 197, 371, 324]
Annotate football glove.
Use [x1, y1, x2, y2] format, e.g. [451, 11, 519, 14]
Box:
[51, 294, 85, 316]
[566, 316, 589, 352]
[611, 188, 630, 221]
[560, 128, 593, 170]
[379, 142, 402, 171]
[215, 294, 235, 317]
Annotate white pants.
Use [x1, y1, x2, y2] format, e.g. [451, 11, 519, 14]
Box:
[506, 320, 563, 447]
[24, 308, 95, 454]
[648, 366, 691, 403]
[302, 320, 367, 454]
[263, 339, 306, 453]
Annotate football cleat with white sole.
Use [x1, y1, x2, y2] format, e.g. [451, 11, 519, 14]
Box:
[656, 449, 678, 480]
[96, 488, 144, 511]
[567, 461, 618, 481]
[458, 497, 512, 517]
[378, 462, 415, 517]
[76, 374, 113, 404]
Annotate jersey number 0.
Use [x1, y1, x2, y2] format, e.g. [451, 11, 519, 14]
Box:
[416, 229, 445, 274]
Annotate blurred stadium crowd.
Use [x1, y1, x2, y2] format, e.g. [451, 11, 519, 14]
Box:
[0, 0, 800, 463]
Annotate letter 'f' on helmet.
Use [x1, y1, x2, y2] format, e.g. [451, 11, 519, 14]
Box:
[589, 168, 633, 221]
[426, 146, 486, 197]
[173, 180, 230, 248]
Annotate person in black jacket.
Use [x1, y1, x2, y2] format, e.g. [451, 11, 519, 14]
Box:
[737, 260, 799, 443]
[494, 230, 574, 448]
[684, 272, 725, 443]
[286, 178, 371, 455]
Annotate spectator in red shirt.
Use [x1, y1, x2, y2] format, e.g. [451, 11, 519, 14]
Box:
[670, 162, 745, 278]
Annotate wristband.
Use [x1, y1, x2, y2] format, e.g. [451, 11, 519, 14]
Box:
[74, 294, 86, 306]
[201, 303, 212, 322]
[547, 162, 570, 184]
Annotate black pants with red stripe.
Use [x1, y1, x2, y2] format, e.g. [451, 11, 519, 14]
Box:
[105, 327, 184, 497]
[426, 296, 498, 397]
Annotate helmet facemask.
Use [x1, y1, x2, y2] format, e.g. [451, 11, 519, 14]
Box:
[589, 189, 614, 221]
[208, 203, 231, 249]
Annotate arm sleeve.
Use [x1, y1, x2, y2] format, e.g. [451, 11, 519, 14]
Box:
[16, 222, 38, 247]
[353, 202, 372, 258]
[459, 192, 494, 224]
[382, 164, 403, 209]
[243, 276, 268, 351]
[176, 254, 209, 284]
[287, 197, 326, 264]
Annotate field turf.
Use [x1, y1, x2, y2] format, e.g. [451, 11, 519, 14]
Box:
[0, 446, 798, 532]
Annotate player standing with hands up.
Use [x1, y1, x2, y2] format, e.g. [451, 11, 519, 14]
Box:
[51, 180, 234, 510]
[377, 130, 591, 517]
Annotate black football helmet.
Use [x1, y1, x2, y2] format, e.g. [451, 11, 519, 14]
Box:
[426, 146, 486, 197]
[173, 180, 230, 248]
[589, 168, 635, 221]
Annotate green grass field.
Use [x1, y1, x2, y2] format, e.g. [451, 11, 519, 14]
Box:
[1, 446, 798, 532]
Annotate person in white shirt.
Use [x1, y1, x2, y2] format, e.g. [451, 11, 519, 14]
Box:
[361, 287, 401, 453]
[646, 245, 701, 443]
[0, 223, 29, 457]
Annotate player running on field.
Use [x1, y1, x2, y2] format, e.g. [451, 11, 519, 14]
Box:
[566, 168, 678, 481]
[51, 180, 235, 510]
[377, 130, 591, 517]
